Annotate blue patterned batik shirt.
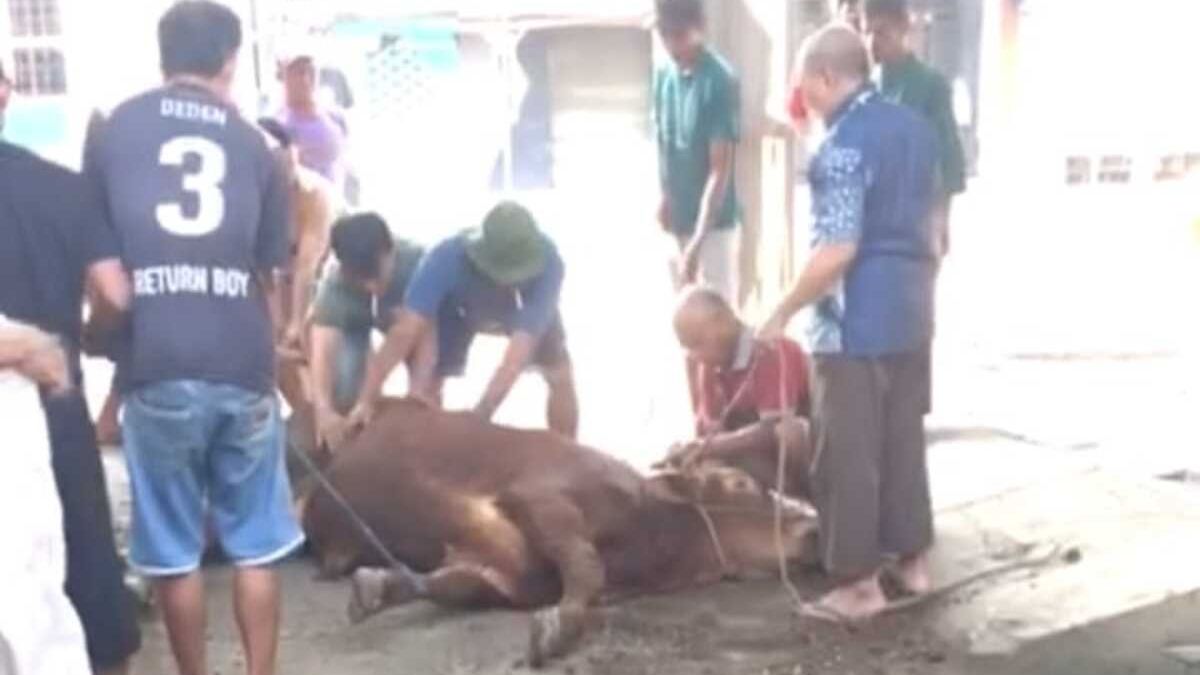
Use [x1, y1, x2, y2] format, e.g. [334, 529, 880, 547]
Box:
[806, 85, 940, 356]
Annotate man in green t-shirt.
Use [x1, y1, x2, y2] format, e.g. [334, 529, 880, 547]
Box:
[308, 213, 427, 448]
[864, 0, 966, 256]
[653, 0, 741, 302]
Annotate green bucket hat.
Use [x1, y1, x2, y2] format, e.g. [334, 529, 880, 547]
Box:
[465, 201, 548, 286]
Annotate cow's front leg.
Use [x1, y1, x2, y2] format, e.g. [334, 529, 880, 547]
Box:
[348, 563, 523, 624]
[514, 497, 604, 668]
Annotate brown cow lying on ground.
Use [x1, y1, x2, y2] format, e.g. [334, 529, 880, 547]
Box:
[302, 398, 816, 667]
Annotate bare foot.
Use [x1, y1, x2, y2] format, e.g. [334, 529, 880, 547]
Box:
[805, 574, 888, 625]
[893, 552, 932, 596]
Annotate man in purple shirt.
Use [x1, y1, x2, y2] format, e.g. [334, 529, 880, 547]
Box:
[277, 50, 349, 193]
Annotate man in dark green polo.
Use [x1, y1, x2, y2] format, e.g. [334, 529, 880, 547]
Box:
[864, 0, 967, 419]
[864, 0, 966, 256]
[653, 0, 741, 302]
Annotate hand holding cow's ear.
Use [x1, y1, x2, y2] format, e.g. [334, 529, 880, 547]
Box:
[659, 440, 706, 470]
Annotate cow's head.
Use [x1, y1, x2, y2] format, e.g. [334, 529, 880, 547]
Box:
[645, 461, 818, 578]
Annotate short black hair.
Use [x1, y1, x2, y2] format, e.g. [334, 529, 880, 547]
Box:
[158, 1, 242, 79]
[331, 213, 394, 280]
[0, 60, 8, 85]
[257, 117, 292, 148]
[864, 0, 910, 23]
[656, 0, 705, 32]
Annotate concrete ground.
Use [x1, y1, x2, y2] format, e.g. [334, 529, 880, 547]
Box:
[94, 172, 1200, 674]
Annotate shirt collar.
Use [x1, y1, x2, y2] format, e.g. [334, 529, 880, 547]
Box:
[826, 83, 876, 129]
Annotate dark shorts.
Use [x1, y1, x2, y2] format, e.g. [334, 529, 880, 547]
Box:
[435, 309, 570, 378]
[41, 392, 141, 669]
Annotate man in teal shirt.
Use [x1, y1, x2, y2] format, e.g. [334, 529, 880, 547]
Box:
[864, 0, 966, 255]
[653, 0, 741, 302]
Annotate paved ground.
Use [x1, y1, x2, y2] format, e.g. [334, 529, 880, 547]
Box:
[99, 172, 1200, 674]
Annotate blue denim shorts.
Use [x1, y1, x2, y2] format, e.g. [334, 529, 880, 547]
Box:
[122, 380, 305, 576]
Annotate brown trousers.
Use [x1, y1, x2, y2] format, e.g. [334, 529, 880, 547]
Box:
[810, 351, 933, 579]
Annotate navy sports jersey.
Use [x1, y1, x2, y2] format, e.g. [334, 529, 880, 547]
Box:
[86, 83, 290, 393]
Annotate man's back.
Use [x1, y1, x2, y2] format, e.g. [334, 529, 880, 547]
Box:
[88, 83, 289, 393]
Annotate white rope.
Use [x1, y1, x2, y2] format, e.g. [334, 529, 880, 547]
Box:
[771, 339, 807, 611]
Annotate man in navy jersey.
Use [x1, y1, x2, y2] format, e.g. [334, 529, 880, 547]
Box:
[85, 3, 303, 674]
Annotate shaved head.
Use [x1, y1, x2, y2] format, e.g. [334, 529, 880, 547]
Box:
[800, 24, 870, 83]
[794, 24, 870, 120]
[674, 286, 741, 367]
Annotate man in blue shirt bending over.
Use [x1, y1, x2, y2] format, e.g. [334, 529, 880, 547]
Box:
[345, 201, 578, 439]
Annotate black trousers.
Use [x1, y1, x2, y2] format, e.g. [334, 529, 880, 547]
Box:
[42, 391, 141, 669]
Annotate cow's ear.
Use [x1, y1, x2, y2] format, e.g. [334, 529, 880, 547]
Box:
[645, 471, 692, 504]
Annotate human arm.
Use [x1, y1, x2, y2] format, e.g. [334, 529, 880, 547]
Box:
[930, 74, 966, 198]
[347, 309, 431, 427]
[474, 332, 536, 421]
[680, 141, 735, 281]
[680, 75, 741, 281]
[474, 251, 565, 420]
[286, 182, 335, 349]
[309, 323, 351, 449]
[257, 141, 293, 340]
[0, 319, 70, 395]
[758, 144, 867, 340]
[76, 169, 132, 356]
[758, 243, 858, 339]
[652, 70, 673, 233]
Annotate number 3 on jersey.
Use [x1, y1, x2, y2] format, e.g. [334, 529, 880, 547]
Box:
[156, 136, 226, 237]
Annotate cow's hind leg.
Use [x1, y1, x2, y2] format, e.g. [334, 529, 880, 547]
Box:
[348, 563, 519, 623]
[506, 495, 605, 668]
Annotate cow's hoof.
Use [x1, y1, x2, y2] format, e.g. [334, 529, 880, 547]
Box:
[348, 568, 423, 624]
[527, 607, 585, 669]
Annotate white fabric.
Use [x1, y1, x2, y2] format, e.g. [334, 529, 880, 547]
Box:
[670, 228, 740, 304]
[0, 369, 90, 675]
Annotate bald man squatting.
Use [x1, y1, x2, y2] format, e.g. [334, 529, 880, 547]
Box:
[668, 286, 813, 500]
[758, 25, 940, 623]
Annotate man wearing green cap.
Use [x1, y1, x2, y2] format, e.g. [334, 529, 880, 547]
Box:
[346, 201, 577, 438]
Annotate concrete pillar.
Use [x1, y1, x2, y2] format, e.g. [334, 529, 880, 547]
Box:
[702, 0, 796, 314]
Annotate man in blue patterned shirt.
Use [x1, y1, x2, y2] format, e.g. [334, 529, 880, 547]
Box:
[759, 25, 938, 623]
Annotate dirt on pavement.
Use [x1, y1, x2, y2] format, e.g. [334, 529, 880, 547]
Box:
[129, 558, 968, 675]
